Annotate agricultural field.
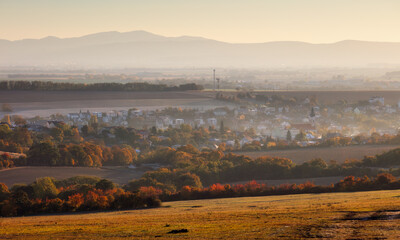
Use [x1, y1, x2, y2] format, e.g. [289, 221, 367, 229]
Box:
[0, 190, 399, 239]
[3, 90, 400, 118]
[237, 144, 400, 164]
[0, 166, 145, 187]
[0, 167, 345, 188]
[0, 90, 238, 118]
[1, 144, 398, 187]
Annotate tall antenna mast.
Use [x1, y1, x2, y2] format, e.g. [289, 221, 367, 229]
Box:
[213, 69, 216, 91]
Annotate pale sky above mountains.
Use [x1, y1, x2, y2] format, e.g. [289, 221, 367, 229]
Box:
[1, 0, 400, 43]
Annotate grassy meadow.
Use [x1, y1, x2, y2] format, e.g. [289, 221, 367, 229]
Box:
[0, 190, 399, 239]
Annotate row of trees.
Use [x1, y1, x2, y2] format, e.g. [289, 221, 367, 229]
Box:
[0, 122, 140, 167]
[1, 173, 398, 217]
[22, 142, 137, 167]
[133, 144, 400, 189]
[0, 177, 161, 217]
[0, 81, 203, 91]
[162, 173, 399, 201]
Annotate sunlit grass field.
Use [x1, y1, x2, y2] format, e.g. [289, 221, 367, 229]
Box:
[1, 190, 399, 239]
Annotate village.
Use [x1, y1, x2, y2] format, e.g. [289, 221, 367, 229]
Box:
[2, 94, 400, 152]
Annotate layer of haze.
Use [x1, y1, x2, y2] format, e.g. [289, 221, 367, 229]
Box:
[1, 0, 400, 43]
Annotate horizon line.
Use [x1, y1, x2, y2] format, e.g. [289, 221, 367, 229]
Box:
[1, 30, 400, 45]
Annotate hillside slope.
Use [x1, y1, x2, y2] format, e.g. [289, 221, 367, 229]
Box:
[1, 190, 399, 239]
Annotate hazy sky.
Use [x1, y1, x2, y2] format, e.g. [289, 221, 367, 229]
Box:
[1, 0, 400, 43]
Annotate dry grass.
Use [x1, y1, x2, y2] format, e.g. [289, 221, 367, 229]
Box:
[237, 144, 399, 164]
[0, 190, 399, 239]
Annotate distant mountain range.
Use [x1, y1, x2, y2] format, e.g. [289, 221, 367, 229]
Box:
[1, 30, 400, 68]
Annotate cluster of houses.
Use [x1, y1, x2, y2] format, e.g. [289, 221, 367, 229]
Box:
[67, 110, 130, 127]
[4, 95, 400, 149]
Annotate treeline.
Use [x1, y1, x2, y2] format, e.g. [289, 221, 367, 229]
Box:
[129, 145, 400, 191]
[2, 121, 400, 192]
[162, 173, 400, 201]
[0, 81, 203, 91]
[0, 176, 161, 217]
[21, 142, 137, 167]
[362, 148, 400, 167]
[0, 123, 139, 167]
[1, 173, 398, 217]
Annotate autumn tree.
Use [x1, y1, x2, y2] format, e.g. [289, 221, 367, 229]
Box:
[28, 142, 60, 166]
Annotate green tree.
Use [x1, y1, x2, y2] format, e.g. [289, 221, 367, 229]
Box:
[12, 127, 33, 146]
[286, 130, 292, 142]
[28, 142, 60, 166]
[295, 131, 306, 141]
[50, 127, 64, 142]
[32, 177, 59, 199]
[95, 179, 115, 191]
[310, 107, 315, 118]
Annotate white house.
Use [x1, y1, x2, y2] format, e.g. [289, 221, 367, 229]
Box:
[67, 113, 79, 120]
[107, 111, 118, 118]
[92, 112, 103, 118]
[130, 110, 143, 117]
[155, 120, 165, 129]
[369, 96, 384, 105]
[119, 110, 129, 118]
[264, 107, 276, 115]
[174, 119, 185, 126]
[213, 108, 227, 117]
[194, 118, 205, 126]
[207, 118, 217, 126]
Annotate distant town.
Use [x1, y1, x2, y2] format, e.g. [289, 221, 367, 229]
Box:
[2, 92, 400, 152]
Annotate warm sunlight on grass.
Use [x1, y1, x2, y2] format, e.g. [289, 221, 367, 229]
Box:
[1, 190, 399, 239]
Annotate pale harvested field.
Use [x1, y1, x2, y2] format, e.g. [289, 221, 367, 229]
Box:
[2, 90, 400, 117]
[0, 190, 399, 239]
[0, 90, 237, 117]
[0, 166, 145, 187]
[236, 144, 400, 164]
[0, 90, 209, 103]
